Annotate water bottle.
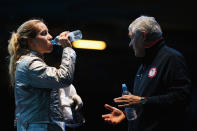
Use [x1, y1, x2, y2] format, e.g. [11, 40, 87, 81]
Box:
[122, 84, 137, 121]
[51, 30, 82, 45]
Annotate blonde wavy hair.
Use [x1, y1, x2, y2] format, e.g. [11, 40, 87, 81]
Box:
[8, 19, 43, 86]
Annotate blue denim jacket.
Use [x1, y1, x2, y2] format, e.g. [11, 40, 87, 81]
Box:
[15, 47, 76, 130]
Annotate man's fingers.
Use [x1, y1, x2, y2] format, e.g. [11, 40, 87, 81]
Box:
[114, 99, 128, 103]
[114, 98, 130, 105]
[114, 95, 129, 100]
[103, 118, 113, 124]
[118, 103, 130, 107]
[105, 118, 111, 122]
[102, 114, 110, 119]
[104, 104, 116, 111]
[102, 114, 112, 123]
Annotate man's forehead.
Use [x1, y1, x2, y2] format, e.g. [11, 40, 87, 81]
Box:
[128, 24, 132, 30]
[128, 30, 133, 36]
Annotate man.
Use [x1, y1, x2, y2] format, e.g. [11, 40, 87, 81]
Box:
[102, 16, 191, 131]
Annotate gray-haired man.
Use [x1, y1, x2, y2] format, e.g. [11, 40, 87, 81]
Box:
[102, 16, 191, 131]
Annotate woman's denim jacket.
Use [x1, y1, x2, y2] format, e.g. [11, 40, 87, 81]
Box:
[15, 47, 77, 130]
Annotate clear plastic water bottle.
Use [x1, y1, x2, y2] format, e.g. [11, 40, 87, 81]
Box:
[51, 30, 82, 45]
[122, 84, 137, 121]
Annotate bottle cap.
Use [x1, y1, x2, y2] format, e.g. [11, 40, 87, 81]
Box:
[122, 84, 127, 91]
[51, 36, 60, 45]
[51, 40, 55, 45]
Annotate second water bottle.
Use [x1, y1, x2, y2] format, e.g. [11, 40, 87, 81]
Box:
[122, 84, 137, 121]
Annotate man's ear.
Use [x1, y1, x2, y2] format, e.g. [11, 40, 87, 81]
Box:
[141, 30, 148, 48]
[141, 30, 147, 41]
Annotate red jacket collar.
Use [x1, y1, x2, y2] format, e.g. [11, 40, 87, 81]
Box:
[145, 37, 164, 48]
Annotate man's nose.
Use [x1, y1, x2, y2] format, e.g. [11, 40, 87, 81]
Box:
[129, 40, 133, 47]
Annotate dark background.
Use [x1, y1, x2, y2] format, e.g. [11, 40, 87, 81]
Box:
[1, 0, 196, 130]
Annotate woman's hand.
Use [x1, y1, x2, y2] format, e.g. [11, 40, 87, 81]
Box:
[58, 31, 72, 48]
[72, 94, 83, 111]
[114, 94, 141, 107]
[102, 104, 126, 124]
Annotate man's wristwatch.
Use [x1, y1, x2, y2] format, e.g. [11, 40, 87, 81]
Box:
[140, 97, 148, 104]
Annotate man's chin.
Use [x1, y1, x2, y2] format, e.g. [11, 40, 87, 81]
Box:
[135, 54, 145, 58]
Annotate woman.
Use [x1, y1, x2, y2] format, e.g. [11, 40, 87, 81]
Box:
[8, 19, 83, 131]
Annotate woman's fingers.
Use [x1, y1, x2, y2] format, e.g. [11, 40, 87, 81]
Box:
[58, 31, 72, 48]
[59, 31, 69, 38]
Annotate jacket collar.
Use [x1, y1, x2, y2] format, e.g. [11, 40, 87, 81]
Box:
[139, 39, 165, 65]
[30, 51, 44, 59]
